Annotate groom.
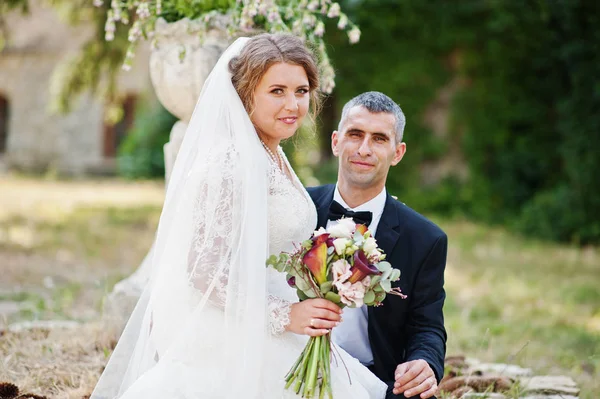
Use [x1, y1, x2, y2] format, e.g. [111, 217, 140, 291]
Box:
[307, 92, 447, 399]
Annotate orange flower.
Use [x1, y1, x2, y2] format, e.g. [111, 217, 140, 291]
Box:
[355, 224, 369, 235]
[303, 239, 329, 285]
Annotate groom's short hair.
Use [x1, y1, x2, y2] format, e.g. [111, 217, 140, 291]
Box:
[338, 91, 406, 142]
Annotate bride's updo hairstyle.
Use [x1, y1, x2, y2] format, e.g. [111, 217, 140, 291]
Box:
[229, 33, 321, 121]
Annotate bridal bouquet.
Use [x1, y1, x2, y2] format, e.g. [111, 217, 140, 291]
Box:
[267, 218, 407, 398]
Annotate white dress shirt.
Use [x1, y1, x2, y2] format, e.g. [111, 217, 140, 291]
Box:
[328, 185, 387, 366]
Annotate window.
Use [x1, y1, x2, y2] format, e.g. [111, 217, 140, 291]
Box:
[103, 94, 137, 158]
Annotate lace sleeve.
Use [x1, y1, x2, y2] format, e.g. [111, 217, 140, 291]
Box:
[186, 146, 291, 336]
[187, 146, 240, 307]
[267, 295, 292, 335]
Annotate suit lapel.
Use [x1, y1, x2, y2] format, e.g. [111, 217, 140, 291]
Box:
[374, 194, 402, 257]
[369, 194, 403, 365]
[314, 185, 335, 229]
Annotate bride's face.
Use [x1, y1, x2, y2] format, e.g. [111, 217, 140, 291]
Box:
[251, 62, 310, 146]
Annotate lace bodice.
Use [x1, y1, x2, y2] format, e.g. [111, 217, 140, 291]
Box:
[187, 144, 316, 335]
[267, 148, 317, 258]
[266, 147, 317, 334]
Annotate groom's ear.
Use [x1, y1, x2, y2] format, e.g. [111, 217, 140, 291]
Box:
[331, 131, 340, 156]
[391, 142, 406, 166]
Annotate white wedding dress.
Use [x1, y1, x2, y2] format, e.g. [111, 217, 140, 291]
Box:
[91, 37, 386, 399]
[105, 151, 387, 399]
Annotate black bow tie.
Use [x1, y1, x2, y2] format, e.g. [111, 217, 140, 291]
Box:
[328, 200, 373, 226]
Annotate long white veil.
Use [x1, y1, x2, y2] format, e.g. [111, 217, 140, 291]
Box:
[91, 36, 272, 398]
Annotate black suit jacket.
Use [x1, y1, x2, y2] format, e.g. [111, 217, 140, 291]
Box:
[307, 185, 447, 399]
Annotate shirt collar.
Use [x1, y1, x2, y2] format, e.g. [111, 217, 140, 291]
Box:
[333, 185, 387, 215]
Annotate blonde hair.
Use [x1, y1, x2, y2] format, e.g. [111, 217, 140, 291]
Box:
[229, 33, 322, 124]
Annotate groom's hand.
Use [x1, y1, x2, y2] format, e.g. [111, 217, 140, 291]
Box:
[393, 360, 437, 398]
[287, 299, 342, 337]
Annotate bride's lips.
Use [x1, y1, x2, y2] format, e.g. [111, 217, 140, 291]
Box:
[278, 116, 298, 125]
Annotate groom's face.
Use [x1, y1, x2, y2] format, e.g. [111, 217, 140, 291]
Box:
[332, 106, 406, 189]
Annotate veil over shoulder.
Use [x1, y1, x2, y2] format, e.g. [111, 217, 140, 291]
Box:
[91, 37, 272, 398]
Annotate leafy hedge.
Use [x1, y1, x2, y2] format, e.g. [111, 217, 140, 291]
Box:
[117, 102, 176, 179]
[324, 0, 599, 244]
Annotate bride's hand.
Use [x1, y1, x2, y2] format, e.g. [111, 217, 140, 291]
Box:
[287, 299, 343, 336]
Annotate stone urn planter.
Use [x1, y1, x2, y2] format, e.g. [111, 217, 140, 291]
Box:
[149, 16, 232, 183]
[104, 17, 232, 327]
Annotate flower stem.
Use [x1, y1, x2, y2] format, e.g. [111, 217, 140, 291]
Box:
[285, 351, 304, 381]
[284, 335, 335, 398]
[285, 338, 314, 390]
[304, 335, 322, 397]
[295, 345, 312, 394]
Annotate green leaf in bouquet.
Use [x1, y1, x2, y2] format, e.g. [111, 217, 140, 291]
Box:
[266, 254, 278, 267]
[381, 279, 392, 292]
[297, 289, 310, 301]
[296, 276, 312, 292]
[390, 269, 401, 282]
[376, 261, 392, 273]
[363, 290, 375, 304]
[302, 239, 313, 250]
[325, 291, 341, 304]
[320, 281, 333, 294]
[266, 254, 288, 273]
[300, 286, 318, 299]
[369, 275, 382, 288]
[382, 268, 392, 281]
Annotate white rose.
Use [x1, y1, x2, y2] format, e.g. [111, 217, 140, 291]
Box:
[333, 238, 350, 256]
[338, 217, 357, 231]
[363, 237, 378, 255]
[328, 217, 355, 238]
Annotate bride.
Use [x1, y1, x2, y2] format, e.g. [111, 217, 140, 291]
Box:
[91, 33, 387, 399]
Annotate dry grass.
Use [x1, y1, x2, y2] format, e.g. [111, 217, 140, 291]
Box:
[0, 176, 163, 397]
[0, 322, 120, 399]
[0, 175, 598, 398]
[0, 176, 163, 325]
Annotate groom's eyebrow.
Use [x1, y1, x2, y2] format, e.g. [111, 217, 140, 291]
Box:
[346, 128, 365, 134]
[346, 129, 392, 140]
[373, 132, 392, 139]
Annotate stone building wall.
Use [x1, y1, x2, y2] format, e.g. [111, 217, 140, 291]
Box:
[0, 1, 153, 175]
